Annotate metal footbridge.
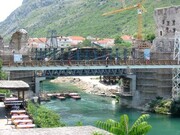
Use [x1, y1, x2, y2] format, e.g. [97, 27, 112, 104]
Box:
[2, 59, 179, 77]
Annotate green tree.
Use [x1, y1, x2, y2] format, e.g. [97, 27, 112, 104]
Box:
[112, 40, 132, 58]
[96, 114, 152, 135]
[144, 33, 155, 43]
[114, 36, 124, 44]
[78, 39, 92, 48]
[0, 59, 7, 79]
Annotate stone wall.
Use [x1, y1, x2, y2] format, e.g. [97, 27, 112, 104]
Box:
[154, 6, 180, 38]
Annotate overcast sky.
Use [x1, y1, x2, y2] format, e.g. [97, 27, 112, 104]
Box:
[0, 0, 23, 22]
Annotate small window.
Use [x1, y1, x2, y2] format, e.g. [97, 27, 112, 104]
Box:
[167, 21, 170, 26]
[173, 28, 176, 33]
[166, 27, 169, 32]
[172, 20, 175, 25]
[160, 31, 162, 36]
[162, 20, 165, 24]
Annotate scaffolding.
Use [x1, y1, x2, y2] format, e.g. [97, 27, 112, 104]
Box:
[172, 31, 180, 99]
[46, 30, 58, 48]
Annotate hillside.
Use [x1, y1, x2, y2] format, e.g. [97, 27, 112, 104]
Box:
[0, 0, 180, 41]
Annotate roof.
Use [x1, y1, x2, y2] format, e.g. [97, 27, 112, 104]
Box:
[121, 35, 132, 41]
[94, 38, 114, 47]
[29, 38, 47, 44]
[97, 38, 114, 44]
[68, 36, 85, 40]
[0, 80, 29, 90]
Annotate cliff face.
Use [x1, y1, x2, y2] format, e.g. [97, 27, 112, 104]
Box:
[0, 0, 180, 40]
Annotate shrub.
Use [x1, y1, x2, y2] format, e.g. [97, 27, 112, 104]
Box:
[27, 101, 65, 128]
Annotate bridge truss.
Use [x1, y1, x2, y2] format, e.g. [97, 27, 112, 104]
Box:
[172, 31, 180, 100]
[36, 68, 126, 77]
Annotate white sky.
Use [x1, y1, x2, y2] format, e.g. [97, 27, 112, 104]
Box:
[0, 0, 23, 22]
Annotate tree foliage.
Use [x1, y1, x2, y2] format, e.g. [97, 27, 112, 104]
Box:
[27, 101, 65, 128]
[78, 39, 92, 48]
[112, 36, 132, 58]
[96, 114, 152, 135]
[114, 36, 124, 44]
[144, 33, 155, 43]
[0, 59, 7, 80]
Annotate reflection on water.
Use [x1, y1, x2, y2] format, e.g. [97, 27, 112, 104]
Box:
[41, 80, 180, 135]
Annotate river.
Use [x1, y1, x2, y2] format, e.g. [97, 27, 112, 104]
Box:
[41, 80, 180, 135]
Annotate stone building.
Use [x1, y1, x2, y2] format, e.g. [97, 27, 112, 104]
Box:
[9, 29, 29, 54]
[153, 6, 180, 53]
[122, 6, 180, 109]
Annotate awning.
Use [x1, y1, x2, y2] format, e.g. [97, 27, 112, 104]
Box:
[0, 80, 29, 91]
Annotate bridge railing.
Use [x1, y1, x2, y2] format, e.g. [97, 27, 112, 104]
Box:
[2, 59, 178, 67]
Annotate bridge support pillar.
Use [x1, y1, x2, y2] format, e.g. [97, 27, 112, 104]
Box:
[35, 77, 46, 96]
[119, 74, 136, 108]
[126, 74, 136, 95]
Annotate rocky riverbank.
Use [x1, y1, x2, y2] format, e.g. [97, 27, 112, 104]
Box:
[50, 76, 120, 97]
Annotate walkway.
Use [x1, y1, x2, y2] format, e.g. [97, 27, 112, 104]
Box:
[2, 59, 180, 71]
[0, 102, 14, 129]
[0, 126, 110, 135]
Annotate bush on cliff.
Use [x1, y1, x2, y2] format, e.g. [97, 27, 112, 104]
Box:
[148, 97, 172, 115]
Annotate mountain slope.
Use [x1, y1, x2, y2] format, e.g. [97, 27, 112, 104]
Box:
[0, 0, 180, 40]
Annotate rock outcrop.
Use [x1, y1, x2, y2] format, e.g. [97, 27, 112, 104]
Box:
[51, 76, 119, 97]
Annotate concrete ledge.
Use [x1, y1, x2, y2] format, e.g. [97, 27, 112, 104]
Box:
[0, 126, 110, 135]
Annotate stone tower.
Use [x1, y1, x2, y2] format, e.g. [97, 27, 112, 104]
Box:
[153, 6, 180, 53]
[10, 29, 28, 54]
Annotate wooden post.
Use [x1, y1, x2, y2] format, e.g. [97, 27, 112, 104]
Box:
[18, 91, 20, 99]
[22, 91, 24, 101]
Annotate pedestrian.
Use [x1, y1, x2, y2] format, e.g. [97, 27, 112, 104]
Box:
[114, 57, 117, 65]
[146, 56, 150, 65]
[68, 58, 71, 66]
[45, 57, 49, 62]
[106, 56, 109, 67]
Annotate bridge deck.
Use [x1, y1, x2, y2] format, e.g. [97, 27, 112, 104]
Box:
[2, 59, 179, 71]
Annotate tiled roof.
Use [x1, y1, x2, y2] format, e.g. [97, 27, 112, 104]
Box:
[121, 35, 132, 41]
[68, 36, 85, 40]
[96, 38, 114, 44]
[29, 38, 47, 44]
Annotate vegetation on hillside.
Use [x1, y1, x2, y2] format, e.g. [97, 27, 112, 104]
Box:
[0, 0, 180, 40]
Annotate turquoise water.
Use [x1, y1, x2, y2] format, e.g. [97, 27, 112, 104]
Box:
[41, 80, 180, 135]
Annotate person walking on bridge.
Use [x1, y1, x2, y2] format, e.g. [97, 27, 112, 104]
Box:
[106, 55, 109, 67]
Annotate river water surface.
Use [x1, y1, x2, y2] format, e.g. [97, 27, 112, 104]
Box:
[41, 80, 180, 135]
